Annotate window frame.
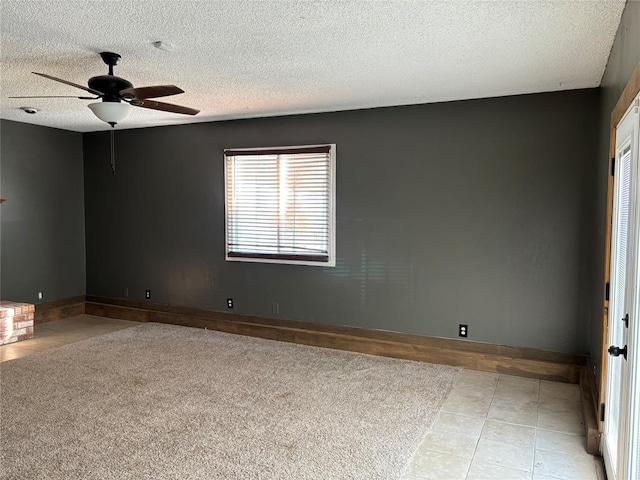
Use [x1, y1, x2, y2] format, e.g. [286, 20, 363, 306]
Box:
[224, 144, 336, 267]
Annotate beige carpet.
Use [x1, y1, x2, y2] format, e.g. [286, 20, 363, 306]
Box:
[1, 323, 460, 479]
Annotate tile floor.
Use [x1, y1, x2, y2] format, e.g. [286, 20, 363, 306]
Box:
[403, 369, 606, 480]
[1, 316, 606, 480]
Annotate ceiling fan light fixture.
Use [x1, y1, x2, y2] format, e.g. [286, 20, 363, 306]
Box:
[88, 101, 132, 127]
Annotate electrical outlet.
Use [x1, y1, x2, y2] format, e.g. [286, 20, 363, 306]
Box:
[272, 302, 280, 315]
[38, 292, 43, 300]
[145, 290, 151, 300]
[227, 298, 233, 309]
[459, 324, 468, 338]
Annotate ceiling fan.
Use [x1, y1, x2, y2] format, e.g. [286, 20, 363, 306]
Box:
[10, 51, 200, 127]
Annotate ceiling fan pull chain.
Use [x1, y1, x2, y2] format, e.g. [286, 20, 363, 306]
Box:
[110, 129, 116, 175]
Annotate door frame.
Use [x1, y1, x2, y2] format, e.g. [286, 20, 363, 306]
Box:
[602, 100, 640, 479]
[600, 62, 640, 439]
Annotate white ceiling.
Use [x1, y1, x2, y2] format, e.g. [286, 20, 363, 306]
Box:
[0, 0, 626, 133]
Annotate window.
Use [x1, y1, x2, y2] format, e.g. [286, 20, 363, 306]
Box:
[224, 144, 336, 266]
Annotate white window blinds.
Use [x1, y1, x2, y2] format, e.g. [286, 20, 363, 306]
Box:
[224, 145, 335, 266]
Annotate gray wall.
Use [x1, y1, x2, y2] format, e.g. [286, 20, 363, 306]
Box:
[590, 2, 640, 390]
[84, 89, 599, 354]
[0, 119, 86, 303]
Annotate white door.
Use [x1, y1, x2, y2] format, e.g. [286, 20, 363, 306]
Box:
[604, 96, 640, 480]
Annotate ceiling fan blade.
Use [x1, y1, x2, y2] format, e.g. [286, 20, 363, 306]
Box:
[9, 95, 98, 99]
[32, 72, 104, 96]
[134, 99, 200, 116]
[120, 85, 184, 100]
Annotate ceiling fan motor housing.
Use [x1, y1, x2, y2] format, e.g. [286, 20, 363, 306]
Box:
[88, 75, 133, 102]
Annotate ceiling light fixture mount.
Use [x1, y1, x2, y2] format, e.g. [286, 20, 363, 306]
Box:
[19, 106, 39, 114]
[153, 41, 174, 52]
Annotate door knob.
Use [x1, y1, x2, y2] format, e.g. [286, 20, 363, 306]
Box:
[608, 345, 628, 360]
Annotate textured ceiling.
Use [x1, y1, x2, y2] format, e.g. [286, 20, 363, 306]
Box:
[0, 0, 626, 133]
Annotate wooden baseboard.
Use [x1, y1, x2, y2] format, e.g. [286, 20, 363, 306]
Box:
[580, 365, 601, 456]
[35, 295, 86, 323]
[85, 295, 586, 384]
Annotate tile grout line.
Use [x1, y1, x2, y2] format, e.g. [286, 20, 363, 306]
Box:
[533, 378, 541, 478]
[464, 373, 499, 480]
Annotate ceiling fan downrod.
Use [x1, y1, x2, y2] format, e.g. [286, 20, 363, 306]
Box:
[100, 52, 121, 76]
